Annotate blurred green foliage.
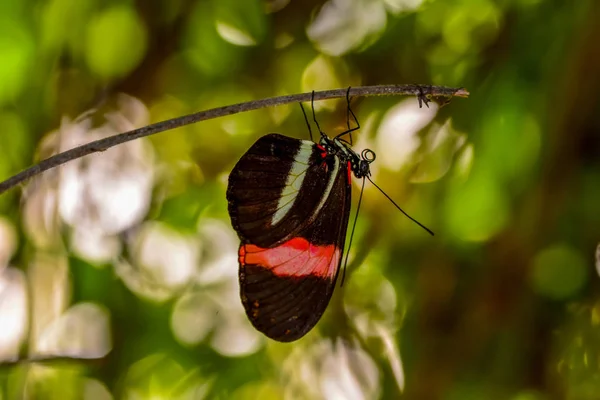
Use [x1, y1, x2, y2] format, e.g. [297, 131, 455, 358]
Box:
[1, 0, 599, 399]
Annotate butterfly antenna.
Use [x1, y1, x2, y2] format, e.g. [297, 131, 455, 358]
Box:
[341, 177, 367, 286]
[346, 87, 357, 145]
[335, 87, 360, 143]
[311, 90, 327, 139]
[299, 102, 313, 142]
[366, 176, 434, 236]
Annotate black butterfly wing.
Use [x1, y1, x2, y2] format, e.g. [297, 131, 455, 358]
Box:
[235, 150, 352, 342]
[227, 134, 337, 248]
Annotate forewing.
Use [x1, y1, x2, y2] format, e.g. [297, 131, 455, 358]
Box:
[238, 157, 351, 342]
[227, 134, 334, 248]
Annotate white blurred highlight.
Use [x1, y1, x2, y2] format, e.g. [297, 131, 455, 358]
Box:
[36, 303, 111, 359]
[57, 121, 154, 235]
[117, 221, 200, 302]
[135, 222, 199, 288]
[0, 218, 17, 268]
[454, 143, 474, 181]
[1, 96, 163, 369]
[196, 219, 239, 284]
[216, 21, 257, 46]
[172, 292, 217, 346]
[22, 168, 61, 249]
[283, 339, 380, 400]
[57, 95, 154, 263]
[307, 0, 387, 56]
[344, 262, 405, 393]
[301, 56, 347, 112]
[210, 306, 263, 357]
[0, 268, 28, 361]
[376, 99, 438, 171]
[409, 119, 468, 183]
[71, 229, 122, 264]
[321, 341, 379, 400]
[22, 95, 155, 264]
[170, 219, 263, 356]
[8, 254, 112, 361]
[383, 0, 424, 14]
[28, 254, 71, 353]
[115, 258, 174, 302]
[375, 322, 405, 392]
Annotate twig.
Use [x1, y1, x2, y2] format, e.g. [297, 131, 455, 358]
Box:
[0, 85, 468, 195]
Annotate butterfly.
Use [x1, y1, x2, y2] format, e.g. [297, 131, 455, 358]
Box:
[226, 88, 433, 342]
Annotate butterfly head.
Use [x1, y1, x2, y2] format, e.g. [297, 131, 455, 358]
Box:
[324, 137, 376, 180]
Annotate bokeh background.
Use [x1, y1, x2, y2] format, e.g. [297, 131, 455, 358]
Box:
[1, 0, 599, 399]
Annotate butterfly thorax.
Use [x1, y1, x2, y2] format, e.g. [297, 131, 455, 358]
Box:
[319, 136, 372, 179]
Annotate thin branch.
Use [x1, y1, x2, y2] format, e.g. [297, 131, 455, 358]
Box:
[0, 85, 469, 195]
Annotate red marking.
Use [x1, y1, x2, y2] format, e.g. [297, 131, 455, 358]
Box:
[317, 144, 327, 159]
[347, 161, 352, 184]
[240, 237, 340, 279]
[317, 144, 329, 170]
[238, 245, 246, 265]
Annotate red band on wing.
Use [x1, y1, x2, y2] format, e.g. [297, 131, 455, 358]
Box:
[240, 237, 340, 279]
